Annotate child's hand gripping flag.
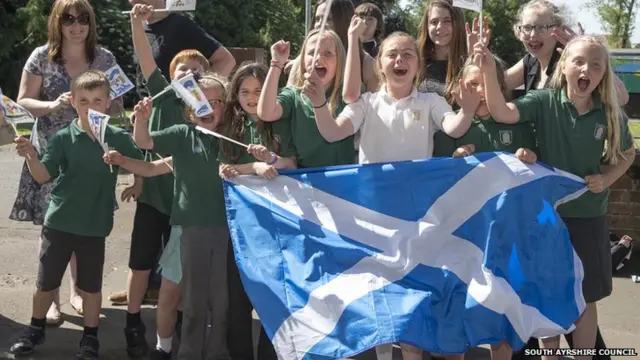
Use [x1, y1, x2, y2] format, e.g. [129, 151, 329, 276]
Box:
[88, 109, 113, 173]
[106, 64, 135, 100]
[171, 74, 214, 118]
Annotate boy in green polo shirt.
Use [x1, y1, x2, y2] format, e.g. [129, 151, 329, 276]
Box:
[433, 55, 538, 164]
[131, 69, 233, 360]
[477, 36, 635, 354]
[9, 70, 143, 360]
[120, 5, 212, 358]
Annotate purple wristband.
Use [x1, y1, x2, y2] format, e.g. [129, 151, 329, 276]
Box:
[266, 152, 278, 165]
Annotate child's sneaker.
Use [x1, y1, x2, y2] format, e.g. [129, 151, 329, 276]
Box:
[149, 348, 172, 360]
[75, 334, 99, 360]
[9, 326, 45, 356]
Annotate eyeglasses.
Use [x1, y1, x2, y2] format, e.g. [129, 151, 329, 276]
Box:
[60, 13, 90, 26]
[209, 99, 222, 108]
[517, 24, 557, 35]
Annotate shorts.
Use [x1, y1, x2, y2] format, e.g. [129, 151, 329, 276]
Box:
[129, 202, 171, 271]
[563, 216, 612, 303]
[158, 226, 182, 284]
[37, 227, 105, 293]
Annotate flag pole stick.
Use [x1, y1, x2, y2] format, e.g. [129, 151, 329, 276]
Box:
[11, 122, 32, 160]
[195, 126, 249, 149]
[121, 9, 175, 14]
[311, 0, 334, 65]
[156, 153, 174, 171]
[151, 86, 173, 101]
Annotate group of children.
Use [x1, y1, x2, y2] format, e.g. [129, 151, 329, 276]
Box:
[6, 0, 636, 359]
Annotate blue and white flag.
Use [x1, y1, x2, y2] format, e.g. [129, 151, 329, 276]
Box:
[105, 64, 135, 100]
[223, 152, 588, 360]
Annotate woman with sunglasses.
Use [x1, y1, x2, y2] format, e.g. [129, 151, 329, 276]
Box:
[9, 0, 123, 328]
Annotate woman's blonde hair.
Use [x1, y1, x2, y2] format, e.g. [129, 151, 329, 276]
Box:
[549, 35, 627, 164]
[416, 0, 466, 104]
[375, 32, 419, 89]
[293, 29, 346, 115]
[513, 0, 564, 36]
[47, 0, 98, 63]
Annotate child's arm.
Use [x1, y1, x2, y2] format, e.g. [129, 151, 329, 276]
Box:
[15, 137, 51, 183]
[105, 150, 172, 177]
[475, 43, 520, 124]
[343, 16, 366, 104]
[132, 98, 154, 149]
[258, 41, 290, 122]
[303, 69, 358, 142]
[591, 147, 636, 193]
[130, 5, 158, 82]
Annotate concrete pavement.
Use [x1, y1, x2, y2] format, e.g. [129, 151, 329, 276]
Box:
[0, 145, 638, 359]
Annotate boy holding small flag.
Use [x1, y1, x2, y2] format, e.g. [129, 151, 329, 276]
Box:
[8, 70, 143, 360]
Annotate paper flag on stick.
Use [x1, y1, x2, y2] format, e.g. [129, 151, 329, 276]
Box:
[1, 94, 35, 125]
[106, 64, 135, 100]
[88, 109, 110, 147]
[166, 0, 196, 11]
[171, 74, 213, 118]
[452, 0, 482, 12]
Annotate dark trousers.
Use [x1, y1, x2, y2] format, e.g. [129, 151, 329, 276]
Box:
[227, 241, 277, 360]
[512, 330, 609, 360]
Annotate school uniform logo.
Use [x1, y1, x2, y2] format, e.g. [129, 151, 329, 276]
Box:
[594, 124, 605, 140]
[499, 130, 513, 145]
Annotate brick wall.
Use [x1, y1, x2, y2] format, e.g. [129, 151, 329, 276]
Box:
[608, 152, 640, 239]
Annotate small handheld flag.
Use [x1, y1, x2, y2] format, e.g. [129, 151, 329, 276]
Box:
[106, 64, 135, 100]
[171, 74, 213, 118]
[1, 92, 36, 158]
[88, 109, 113, 173]
[121, 0, 196, 14]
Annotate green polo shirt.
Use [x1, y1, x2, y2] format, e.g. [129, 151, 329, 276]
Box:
[137, 68, 187, 215]
[277, 86, 355, 168]
[514, 88, 634, 218]
[218, 113, 296, 165]
[432, 118, 538, 157]
[42, 120, 143, 238]
[151, 124, 227, 228]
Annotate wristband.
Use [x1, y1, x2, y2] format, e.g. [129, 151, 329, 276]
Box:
[314, 100, 327, 109]
[266, 152, 278, 165]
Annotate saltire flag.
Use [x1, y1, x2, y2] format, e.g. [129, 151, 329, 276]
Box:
[105, 64, 135, 100]
[223, 152, 588, 360]
[88, 109, 110, 153]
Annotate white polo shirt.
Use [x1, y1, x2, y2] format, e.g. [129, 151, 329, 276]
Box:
[339, 86, 455, 164]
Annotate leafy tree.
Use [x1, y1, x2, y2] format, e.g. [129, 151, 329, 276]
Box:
[585, 0, 638, 48]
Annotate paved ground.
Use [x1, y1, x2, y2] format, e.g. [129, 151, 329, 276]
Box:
[0, 144, 639, 359]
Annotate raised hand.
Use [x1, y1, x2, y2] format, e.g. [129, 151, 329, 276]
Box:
[131, 4, 154, 22]
[348, 15, 368, 40]
[271, 40, 291, 65]
[133, 97, 152, 124]
[466, 16, 491, 53]
[302, 67, 327, 108]
[553, 23, 584, 53]
[472, 42, 496, 74]
[452, 78, 482, 115]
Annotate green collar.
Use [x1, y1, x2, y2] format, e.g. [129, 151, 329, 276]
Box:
[560, 88, 603, 110]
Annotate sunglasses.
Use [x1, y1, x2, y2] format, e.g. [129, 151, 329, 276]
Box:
[60, 13, 90, 26]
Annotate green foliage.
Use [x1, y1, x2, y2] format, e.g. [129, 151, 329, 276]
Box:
[585, 0, 638, 48]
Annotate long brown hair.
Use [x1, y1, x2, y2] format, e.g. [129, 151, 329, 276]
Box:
[47, 0, 98, 63]
[549, 36, 627, 164]
[416, 0, 466, 104]
[293, 29, 346, 115]
[220, 62, 279, 162]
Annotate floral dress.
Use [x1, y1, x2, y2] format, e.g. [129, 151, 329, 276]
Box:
[10, 45, 121, 224]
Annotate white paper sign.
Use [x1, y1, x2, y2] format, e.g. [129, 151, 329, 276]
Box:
[171, 74, 213, 117]
[453, 0, 482, 12]
[166, 0, 196, 11]
[106, 64, 135, 100]
[88, 109, 110, 151]
[1, 94, 35, 124]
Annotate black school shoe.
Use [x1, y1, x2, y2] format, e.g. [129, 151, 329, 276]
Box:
[124, 323, 149, 357]
[9, 326, 45, 356]
[75, 334, 99, 359]
[149, 348, 172, 360]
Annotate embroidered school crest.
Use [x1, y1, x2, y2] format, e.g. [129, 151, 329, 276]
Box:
[594, 124, 605, 140]
[499, 130, 513, 145]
